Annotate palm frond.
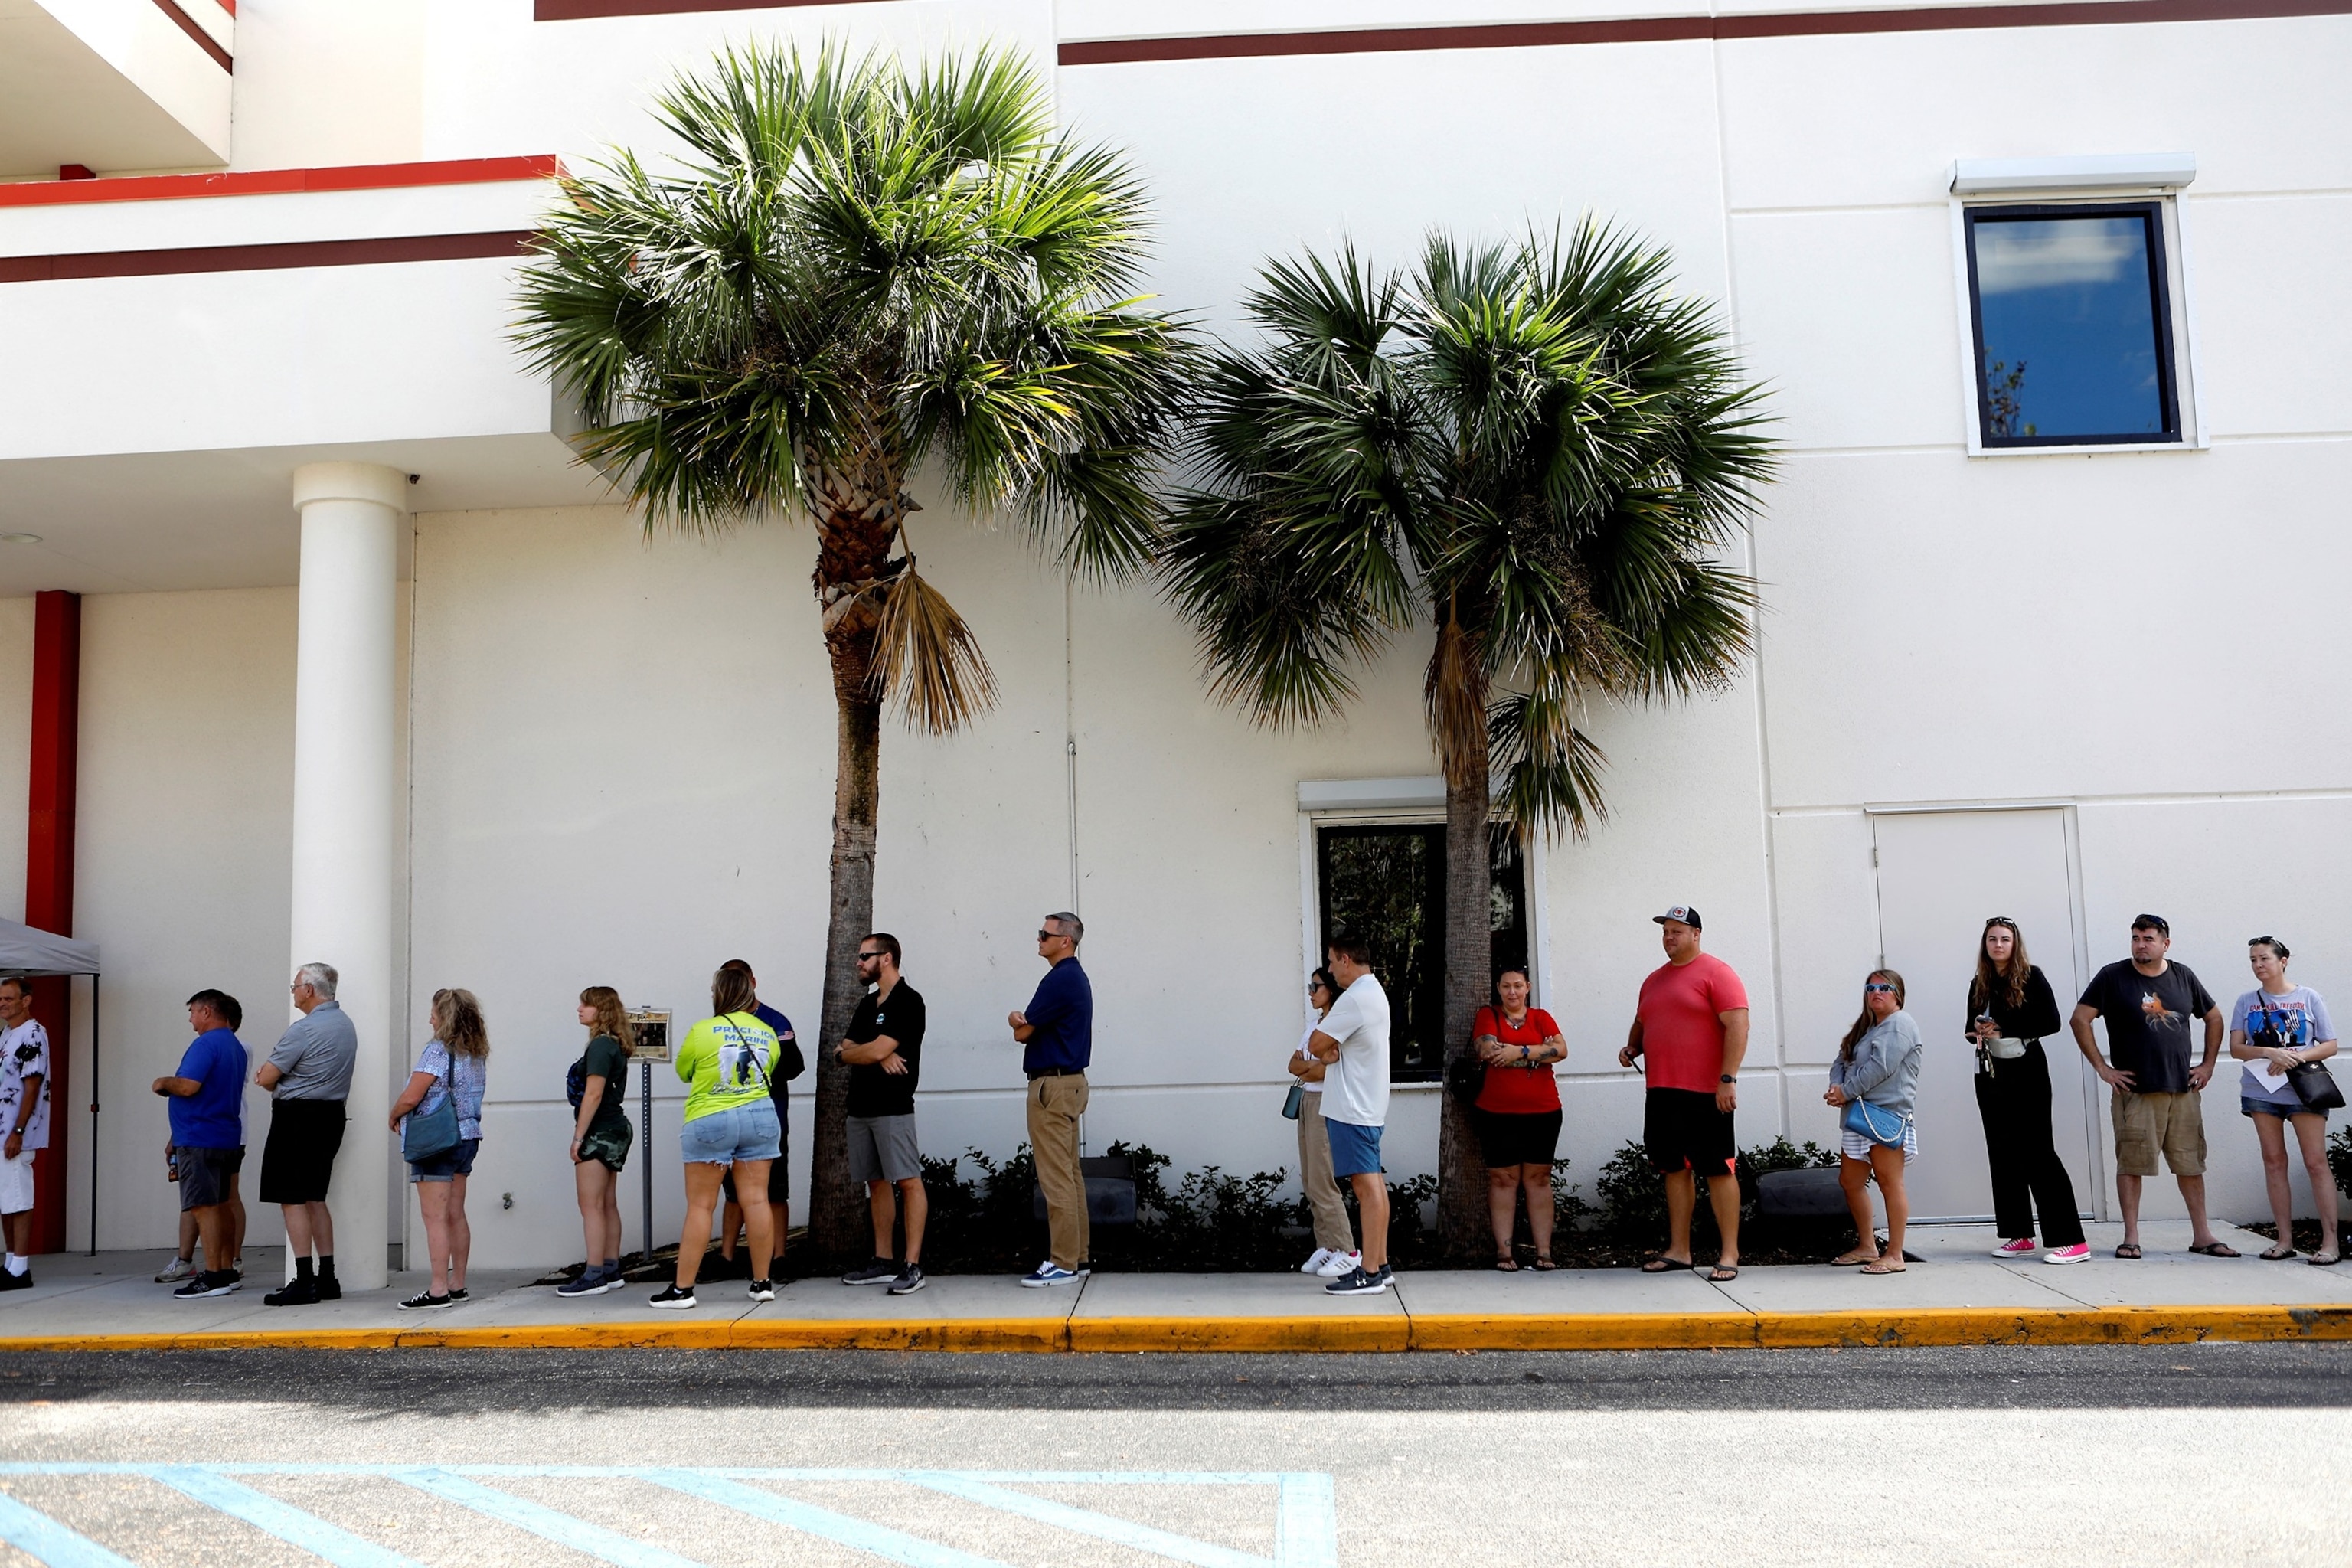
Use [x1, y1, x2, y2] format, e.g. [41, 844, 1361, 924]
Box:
[868, 557, 999, 733]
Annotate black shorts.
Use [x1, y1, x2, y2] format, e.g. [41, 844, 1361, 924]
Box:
[176, 1146, 237, 1212]
[1644, 1087, 1735, 1175]
[258, 1099, 347, 1204]
[1474, 1107, 1562, 1168]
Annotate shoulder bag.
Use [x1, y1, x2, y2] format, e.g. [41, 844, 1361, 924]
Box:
[2288, 1060, 2345, 1112]
[400, 1087, 459, 1163]
[1446, 1050, 1486, 1107]
[1840, 1096, 1909, 1148]
[1281, 1082, 1305, 1120]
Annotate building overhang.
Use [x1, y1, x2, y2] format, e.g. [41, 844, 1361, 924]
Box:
[0, 0, 235, 180]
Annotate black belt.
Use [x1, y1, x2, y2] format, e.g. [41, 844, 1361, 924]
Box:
[1027, 1067, 1085, 1080]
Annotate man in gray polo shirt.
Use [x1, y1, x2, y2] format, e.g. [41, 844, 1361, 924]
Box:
[255, 962, 357, 1307]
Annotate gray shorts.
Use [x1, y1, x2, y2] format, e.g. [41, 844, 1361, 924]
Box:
[846, 1115, 922, 1186]
[177, 1146, 237, 1212]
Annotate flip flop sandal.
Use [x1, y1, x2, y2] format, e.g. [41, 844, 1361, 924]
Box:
[2260, 1245, 2298, 1260]
[2114, 1243, 2142, 1259]
[1831, 1253, 1878, 1268]
[1640, 1255, 1691, 1273]
[1860, 1260, 1907, 1274]
[1533, 1255, 1559, 1271]
[1707, 1265, 1740, 1282]
[2188, 1243, 2241, 1258]
[2311, 1253, 2343, 1266]
[1494, 1256, 1521, 1272]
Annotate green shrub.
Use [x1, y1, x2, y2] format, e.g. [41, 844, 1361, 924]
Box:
[1592, 1135, 1837, 1247]
[2331, 1125, 2352, 1197]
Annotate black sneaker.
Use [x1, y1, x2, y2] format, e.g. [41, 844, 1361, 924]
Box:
[397, 1291, 453, 1311]
[0, 1270, 29, 1292]
[447, 1288, 469, 1302]
[1374, 1265, 1395, 1287]
[747, 1279, 776, 1302]
[887, 1265, 927, 1295]
[648, 1284, 696, 1310]
[173, 1273, 235, 1299]
[841, 1258, 898, 1285]
[1324, 1265, 1388, 1295]
[315, 1275, 341, 1302]
[263, 1279, 317, 1307]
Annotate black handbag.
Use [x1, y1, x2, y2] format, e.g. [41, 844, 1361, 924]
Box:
[2288, 1060, 2345, 1111]
[1446, 1051, 1486, 1106]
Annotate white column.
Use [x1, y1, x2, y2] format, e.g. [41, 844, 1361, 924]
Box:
[288, 462, 404, 1292]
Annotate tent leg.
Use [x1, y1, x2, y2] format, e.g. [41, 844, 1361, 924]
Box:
[87, 975, 97, 1258]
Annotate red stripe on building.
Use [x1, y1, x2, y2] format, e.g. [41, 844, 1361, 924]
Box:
[1058, 0, 2352, 65]
[537, 0, 879, 17]
[0, 156, 561, 210]
[150, 0, 232, 71]
[0, 231, 539, 284]
[24, 592, 81, 1258]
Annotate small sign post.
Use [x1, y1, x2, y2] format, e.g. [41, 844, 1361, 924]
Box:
[626, 1008, 671, 1272]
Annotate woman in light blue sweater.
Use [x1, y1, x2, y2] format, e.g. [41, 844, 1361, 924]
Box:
[1825, 969, 1923, 1275]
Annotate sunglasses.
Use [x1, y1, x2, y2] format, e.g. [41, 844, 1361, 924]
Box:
[1983, 917, 2017, 929]
[856, 951, 886, 962]
[1864, 983, 1896, 994]
[1037, 929, 1065, 943]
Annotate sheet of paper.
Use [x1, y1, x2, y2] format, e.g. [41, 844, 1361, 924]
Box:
[2250, 1060, 2291, 1094]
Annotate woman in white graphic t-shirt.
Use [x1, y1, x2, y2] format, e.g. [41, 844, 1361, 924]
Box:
[2226, 936, 2340, 1265]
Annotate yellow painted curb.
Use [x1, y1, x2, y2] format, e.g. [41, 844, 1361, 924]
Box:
[1, 1305, 2348, 1354]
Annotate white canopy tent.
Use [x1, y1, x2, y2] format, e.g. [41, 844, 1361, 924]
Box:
[0, 918, 100, 1254]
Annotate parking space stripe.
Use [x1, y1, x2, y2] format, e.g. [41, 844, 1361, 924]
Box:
[906, 1473, 1270, 1568]
[0, 1491, 140, 1568]
[645, 1470, 1012, 1568]
[391, 1468, 708, 1568]
[1275, 1474, 1338, 1568]
[151, 1467, 428, 1568]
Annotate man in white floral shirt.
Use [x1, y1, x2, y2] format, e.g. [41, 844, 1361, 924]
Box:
[0, 978, 51, 1290]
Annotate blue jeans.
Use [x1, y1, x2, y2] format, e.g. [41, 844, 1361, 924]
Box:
[679, 1103, 781, 1165]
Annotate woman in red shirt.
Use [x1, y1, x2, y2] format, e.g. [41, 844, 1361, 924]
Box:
[1473, 968, 1568, 1269]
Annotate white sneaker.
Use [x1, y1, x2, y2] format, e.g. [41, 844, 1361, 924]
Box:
[1299, 1248, 1334, 1276]
[155, 1257, 198, 1284]
[1314, 1250, 1361, 1279]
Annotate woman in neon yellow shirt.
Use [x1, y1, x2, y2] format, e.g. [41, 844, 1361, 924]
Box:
[647, 967, 782, 1310]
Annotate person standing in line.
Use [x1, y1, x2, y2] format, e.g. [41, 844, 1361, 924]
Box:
[255, 962, 357, 1306]
[0, 978, 50, 1291]
[1472, 967, 1567, 1271]
[836, 933, 930, 1295]
[2070, 914, 2238, 1259]
[1310, 936, 1394, 1296]
[1011, 912, 1093, 1287]
[2227, 936, 2341, 1266]
[1826, 970, 1923, 1275]
[1966, 917, 2089, 1265]
[1618, 906, 1750, 1282]
[1287, 969, 1359, 1280]
[560, 987, 634, 1298]
[650, 967, 782, 1310]
[715, 959, 799, 1280]
[388, 988, 490, 1310]
[152, 989, 250, 1299]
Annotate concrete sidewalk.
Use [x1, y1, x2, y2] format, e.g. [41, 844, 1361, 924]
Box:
[0, 1219, 2344, 1352]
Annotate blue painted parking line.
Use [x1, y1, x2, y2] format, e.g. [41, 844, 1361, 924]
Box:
[391, 1467, 709, 1568]
[152, 1466, 430, 1568]
[0, 1491, 139, 1568]
[0, 1465, 1339, 1568]
[647, 1469, 1012, 1568]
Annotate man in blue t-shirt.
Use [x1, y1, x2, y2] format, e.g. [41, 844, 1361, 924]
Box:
[152, 989, 249, 1299]
[717, 959, 801, 1277]
[1009, 911, 1093, 1286]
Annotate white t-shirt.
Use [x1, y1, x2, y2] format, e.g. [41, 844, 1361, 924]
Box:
[1294, 1023, 1324, 1096]
[1316, 975, 1392, 1129]
[0, 1019, 51, 1151]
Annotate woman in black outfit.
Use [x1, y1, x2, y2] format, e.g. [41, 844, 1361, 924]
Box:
[1968, 917, 2089, 1263]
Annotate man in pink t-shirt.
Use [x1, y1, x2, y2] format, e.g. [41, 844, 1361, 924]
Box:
[1618, 905, 1752, 1281]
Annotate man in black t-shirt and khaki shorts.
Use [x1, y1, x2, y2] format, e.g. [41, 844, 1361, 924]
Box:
[835, 933, 929, 1295]
[2071, 913, 2238, 1261]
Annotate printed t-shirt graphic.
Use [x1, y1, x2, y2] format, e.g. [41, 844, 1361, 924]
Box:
[1635, 955, 1748, 1092]
[2078, 961, 2213, 1095]
[1472, 1004, 1563, 1113]
[675, 1012, 782, 1122]
[2230, 985, 2335, 1106]
[0, 1020, 51, 1148]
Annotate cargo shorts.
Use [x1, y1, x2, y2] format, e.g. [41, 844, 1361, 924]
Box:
[2112, 1088, 2207, 1177]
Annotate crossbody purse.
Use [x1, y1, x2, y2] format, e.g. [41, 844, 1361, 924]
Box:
[1840, 1096, 1910, 1148]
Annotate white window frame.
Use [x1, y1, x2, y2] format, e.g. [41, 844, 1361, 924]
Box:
[1948, 158, 2210, 458]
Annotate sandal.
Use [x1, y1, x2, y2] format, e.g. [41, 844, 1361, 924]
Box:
[2114, 1243, 2142, 1259]
[1860, 1259, 1907, 1274]
[1707, 1265, 1740, 1282]
[1640, 1254, 1692, 1273]
[2188, 1242, 2241, 1258]
[1533, 1254, 1558, 1271]
[2260, 1245, 2298, 1261]
[1494, 1256, 1521, 1272]
[2311, 1253, 2342, 1266]
[1831, 1250, 1880, 1268]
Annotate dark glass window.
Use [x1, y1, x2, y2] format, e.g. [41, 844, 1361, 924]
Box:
[1316, 824, 1528, 1082]
[1964, 202, 2179, 447]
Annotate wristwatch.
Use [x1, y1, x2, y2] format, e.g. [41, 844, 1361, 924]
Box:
[1720, 1075, 1737, 1083]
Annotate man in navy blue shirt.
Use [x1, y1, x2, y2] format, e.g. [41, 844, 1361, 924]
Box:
[152, 989, 249, 1299]
[717, 959, 801, 1277]
[1009, 911, 1092, 1285]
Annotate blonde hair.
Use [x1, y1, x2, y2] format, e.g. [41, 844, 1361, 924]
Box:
[579, 986, 634, 1054]
[430, 988, 490, 1058]
[711, 965, 757, 1018]
[1838, 969, 1904, 1061]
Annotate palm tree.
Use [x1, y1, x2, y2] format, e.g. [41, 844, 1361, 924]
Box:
[1159, 224, 1774, 1256]
[514, 44, 1194, 1256]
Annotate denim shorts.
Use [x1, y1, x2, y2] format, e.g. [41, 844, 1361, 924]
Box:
[679, 1102, 781, 1165]
[408, 1137, 479, 1184]
[2243, 1095, 2321, 1120]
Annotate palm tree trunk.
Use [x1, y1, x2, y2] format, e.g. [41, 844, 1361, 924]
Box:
[1436, 766, 1492, 1259]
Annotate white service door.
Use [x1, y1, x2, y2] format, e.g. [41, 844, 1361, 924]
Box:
[1870, 809, 2098, 1222]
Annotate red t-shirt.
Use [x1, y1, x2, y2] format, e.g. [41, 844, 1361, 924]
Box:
[1635, 953, 1749, 1093]
[1472, 1005, 1563, 1113]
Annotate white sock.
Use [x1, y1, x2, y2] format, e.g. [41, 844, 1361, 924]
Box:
[5, 1256, 24, 1276]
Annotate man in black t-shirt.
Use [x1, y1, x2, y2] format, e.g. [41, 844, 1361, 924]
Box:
[835, 933, 929, 1295]
[2069, 914, 2236, 1260]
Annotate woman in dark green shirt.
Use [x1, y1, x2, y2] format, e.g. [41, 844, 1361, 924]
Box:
[559, 987, 635, 1298]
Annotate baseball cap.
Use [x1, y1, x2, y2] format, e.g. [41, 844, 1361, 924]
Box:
[1651, 905, 1702, 931]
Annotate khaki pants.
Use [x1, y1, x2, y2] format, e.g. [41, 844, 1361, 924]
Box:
[1296, 1090, 1355, 1252]
[1027, 1073, 1090, 1270]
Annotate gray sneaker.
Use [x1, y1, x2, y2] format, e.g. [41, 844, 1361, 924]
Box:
[841, 1258, 899, 1285]
[155, 1257, 198, 1284]
[887, 1265, 927, 1295]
